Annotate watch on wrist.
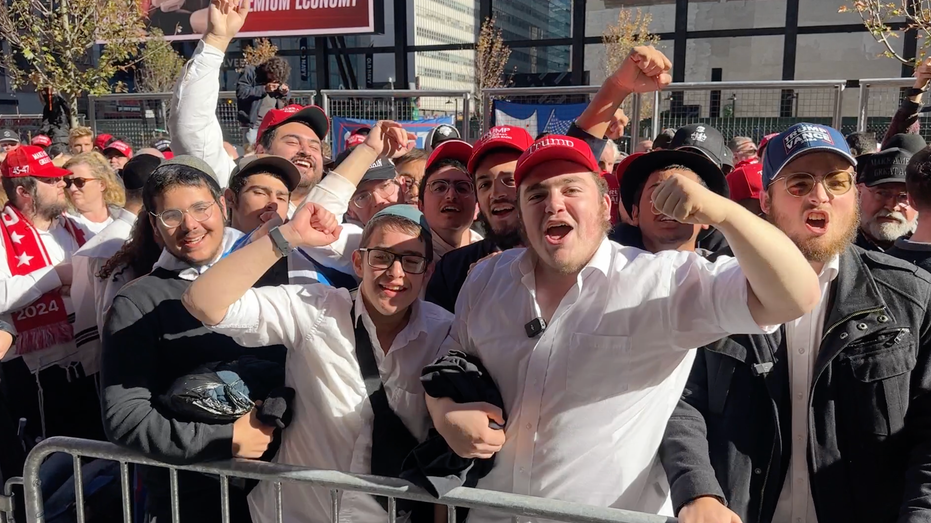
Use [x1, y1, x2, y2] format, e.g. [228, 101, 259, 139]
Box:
[269, 226, 291, 258]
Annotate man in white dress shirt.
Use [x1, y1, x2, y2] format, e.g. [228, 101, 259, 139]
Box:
[423, 47, 823, 521]
[183, 203, 454, 523]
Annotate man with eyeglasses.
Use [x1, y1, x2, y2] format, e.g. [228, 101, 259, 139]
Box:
[417, 139, 482, 259]
[855, 147, 918, 252]
[182, 204, 454, 523]
[661, 123, 931, 523]
[0, 145, 106, 447]
[101, 156, 283, 523]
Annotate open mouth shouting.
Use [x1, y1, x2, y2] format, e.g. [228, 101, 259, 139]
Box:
[544, 220, 574, 245]
[490, 202, 516, 219]
[804, 210, 830, 235]
[440, 204, 462, 214]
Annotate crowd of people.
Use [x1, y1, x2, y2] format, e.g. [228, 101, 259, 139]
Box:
[2, 1, 931, 523]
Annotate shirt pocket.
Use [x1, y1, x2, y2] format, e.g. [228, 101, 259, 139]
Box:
[840, 328, 916, 436]
[387, 385, 430, 441]
[567, 333, 631, 401]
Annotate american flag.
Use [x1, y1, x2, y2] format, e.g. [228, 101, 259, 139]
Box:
[542, 112, 574, 135]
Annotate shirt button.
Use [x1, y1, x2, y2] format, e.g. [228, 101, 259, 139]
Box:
[797, 435, 804, 441]
[526, 423, 533, 430]
[798, 348, 805, 354]
[754, 468, 762, 475]
[796, 393, 803, 399]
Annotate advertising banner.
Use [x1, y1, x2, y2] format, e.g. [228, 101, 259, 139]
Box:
[145, 0, 379, 41]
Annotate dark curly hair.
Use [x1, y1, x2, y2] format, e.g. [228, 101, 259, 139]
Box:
[98, 207, 161, 281]
[258, 57, 291, 85]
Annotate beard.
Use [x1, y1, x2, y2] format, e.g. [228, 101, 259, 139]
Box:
[36, 196, 67, 222]
[477, 212, 522, 250]
[291, 153, 322, 191]
[768, 201, 859, 264]
[864, 210, 917, 242]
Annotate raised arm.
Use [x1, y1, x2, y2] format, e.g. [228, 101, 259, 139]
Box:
[574, 46, 671, 141]
[652, 174, 820, 326]
[168, 0, 249, 187]
[182, 202, 341, 326]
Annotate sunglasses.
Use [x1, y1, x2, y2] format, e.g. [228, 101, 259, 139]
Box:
[775, 171, 854, 198]
[64, 177, 98, 189]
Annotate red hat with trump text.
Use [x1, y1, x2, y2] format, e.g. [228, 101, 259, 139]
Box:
[468, 126, 534, 174]
[514, 135, 600, 187]
[257, 105, 329, 143]
[1, 146, 69, 179]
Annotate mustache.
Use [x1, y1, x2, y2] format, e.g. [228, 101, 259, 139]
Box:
[290, 154, 316, 168]
[873, 210, 908, 224]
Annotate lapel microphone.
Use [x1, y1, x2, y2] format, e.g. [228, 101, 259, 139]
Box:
[525, 317, 547, 338]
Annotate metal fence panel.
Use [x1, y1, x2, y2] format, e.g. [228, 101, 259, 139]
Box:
[321, 89, 473, 145]
[89, 91, 317, 150]
[856, 78, 931, 143]
[8, 437, 675, 523]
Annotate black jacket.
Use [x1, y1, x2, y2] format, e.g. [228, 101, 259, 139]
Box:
[236, 66, 286, 128]
[425, 238, 499, 313]
[101, 267, 284, 521]
[855, 227, 891, 252]
[888, 239, 931, 273]
[660, 246, 931, 523]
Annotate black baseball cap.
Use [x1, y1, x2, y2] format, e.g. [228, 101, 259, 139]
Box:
[121, 154, 163, 191]
[858, 147, 912, 187]
[230, 154, 302, 192]
[671, 124, 729, 168]
[621, 149, 728, 216]
[425, 124, 461, 151]
[883, 133, 926, 154]
[0, 129, 18, 144]
[333, 147, 398, 184]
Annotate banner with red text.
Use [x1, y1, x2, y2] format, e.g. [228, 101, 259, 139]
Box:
[143, 0, 379, 41]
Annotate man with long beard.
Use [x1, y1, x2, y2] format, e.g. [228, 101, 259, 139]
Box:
[855, 147, 918, 251]
[661, 123, 931, 523]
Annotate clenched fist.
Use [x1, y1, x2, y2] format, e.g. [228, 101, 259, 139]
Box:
[279, 202, 341, 248]
[608, 46, 673, 94]
[651, 172, 731, 226]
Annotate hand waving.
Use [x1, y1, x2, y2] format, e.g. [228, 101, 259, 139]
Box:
[608, 46, 672, 94]
[280, 203, 342, 248]
[205, 0, 250, 48]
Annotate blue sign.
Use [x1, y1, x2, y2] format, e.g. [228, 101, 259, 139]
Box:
[492, 100, 588, 138]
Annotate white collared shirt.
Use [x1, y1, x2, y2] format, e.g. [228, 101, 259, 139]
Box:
[208, 285, 453, 523]
[772, 255, 840, 523]
[445, 238, 773, 522]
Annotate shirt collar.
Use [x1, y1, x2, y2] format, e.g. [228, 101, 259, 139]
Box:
[512, 236, 613, 283]
[820, 254, 841, 284]
[152, 227, 244, 281]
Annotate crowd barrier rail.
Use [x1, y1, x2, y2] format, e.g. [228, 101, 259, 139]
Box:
[0, 437, 676, 523]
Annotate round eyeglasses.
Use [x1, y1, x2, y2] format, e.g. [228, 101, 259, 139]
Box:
[775, 170, 854, 198]
[149, 201, 217, 228]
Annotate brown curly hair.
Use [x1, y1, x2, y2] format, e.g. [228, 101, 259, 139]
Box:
[259, 57, 291, 85]
[98, 207, 161, 280]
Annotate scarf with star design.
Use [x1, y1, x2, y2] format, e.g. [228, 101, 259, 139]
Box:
[1, 203, 85, 355]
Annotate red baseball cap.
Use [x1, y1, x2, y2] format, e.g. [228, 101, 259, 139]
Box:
[1, 145, 69, 179]
[514, 135, 600, 187]
[467, 126, 533, 174]
[613, 151, 646, 184]
[346, 133, 367, 148]
[103, 141, 133, 159]
[726, 161, 764, 202]
[425, 139, 474, 173]
[94, 133, 113, 150]
[758, 133, 778, 158]
[31, 135, 51, 147]
[256, 105, 329, 143]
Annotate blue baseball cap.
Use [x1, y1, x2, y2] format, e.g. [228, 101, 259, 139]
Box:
[762, 123, 857, 189]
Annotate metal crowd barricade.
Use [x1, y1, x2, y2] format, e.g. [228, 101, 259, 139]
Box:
[855, 77, 931, 142]
[483, 80, 847, 149]
[88, 91, 318, 149]
[1, 437, 675, 523]
[320, 89, 473, 144]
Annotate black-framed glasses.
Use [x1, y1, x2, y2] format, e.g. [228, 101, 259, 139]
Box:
[149, 201, 217, 228]
[351, 180, 400, 208]
[64, 177, 97, 189]
[358, 248, 428, 274]
[775, 170, 854, 198]
[428, 179, 474, 196]
[867, 186, 910, 206]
